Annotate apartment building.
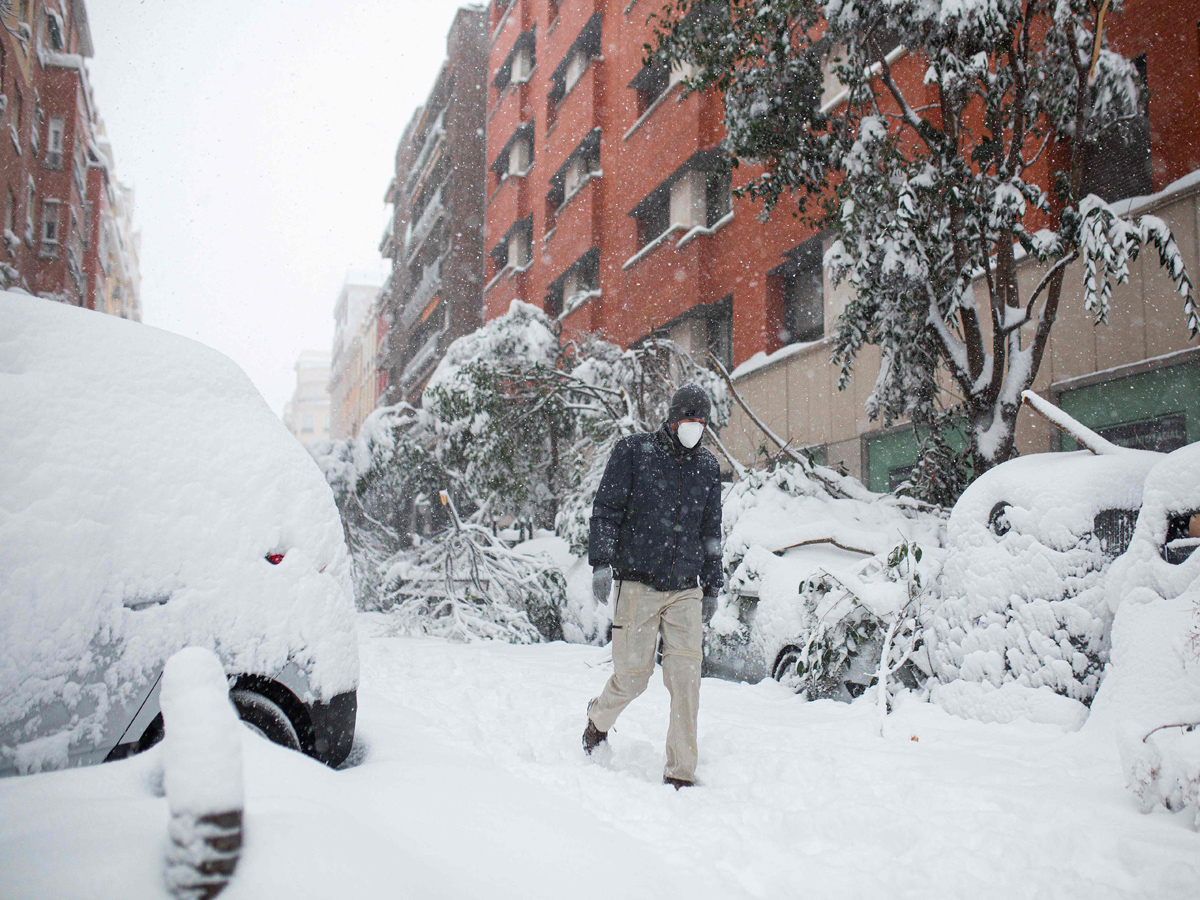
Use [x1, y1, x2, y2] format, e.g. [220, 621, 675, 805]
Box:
[376, 6, 488, 406]
[329, 272, 385, 440]
[283, 350, 332, 450]
[484, 0, 1200, 487]
[0, 0, 140, 318]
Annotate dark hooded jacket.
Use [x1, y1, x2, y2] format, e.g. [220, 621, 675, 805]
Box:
[587, 385, 723, 596]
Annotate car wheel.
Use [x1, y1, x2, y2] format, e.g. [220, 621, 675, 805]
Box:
[230, 689, 301, 751]
[772, 645, 804, 687]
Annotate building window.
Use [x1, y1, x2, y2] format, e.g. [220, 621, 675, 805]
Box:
[491, 122, 534, 186]
[782, 238, 824, 343]
[46, 117, 64, 168]
[630, 61, 671, 116]
[40, 199, 60, 255]
[25, 181, 34, 240]
[302, 412, 315, 434]
[547, 13, 601, 119]
[1080, 54, 1151, 202]
[493, 31, 535, 97]
[706, 295, 733, 371]
[10, 84, 22, 152]
[546, 247, 600, 317]
[45, 8, 65, 50]
[630, 150, 730, 249]
[507, 218, 532, 268]
[1057, 360, 1200, 453]
[547, 128, 601, 215]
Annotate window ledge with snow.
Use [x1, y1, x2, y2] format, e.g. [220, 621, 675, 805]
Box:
[623, 81, 684, 142]
[622, 223, 687, 270]
[730, 337, 830, 381]
[559, 289, 601, 320]
[676, 210, 733, 249]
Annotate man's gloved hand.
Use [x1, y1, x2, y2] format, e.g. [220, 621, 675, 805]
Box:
[593, 565, 613, 605]
[702, 594, 718, 625]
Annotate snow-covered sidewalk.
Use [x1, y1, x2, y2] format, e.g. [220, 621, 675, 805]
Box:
[2, 614, 1198, 898]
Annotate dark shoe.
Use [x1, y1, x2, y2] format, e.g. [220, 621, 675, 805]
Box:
[664, 776, 694, 790]
[582, 720, 608, 755]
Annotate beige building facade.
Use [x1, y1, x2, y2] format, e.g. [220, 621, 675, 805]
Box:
[329, 272, 384, 440]
[283, 350, 332, 449]
[721, 179, 1200, 490]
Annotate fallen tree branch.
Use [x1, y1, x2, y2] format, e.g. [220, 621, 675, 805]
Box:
[707, 350, 855, 498]
[772, 537, 876, 557]
[1020, 390, 1122, 455]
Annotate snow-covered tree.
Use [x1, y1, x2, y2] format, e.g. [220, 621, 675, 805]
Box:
[655, 0, 1193, 474]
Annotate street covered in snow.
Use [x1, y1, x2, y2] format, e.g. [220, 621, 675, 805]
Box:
[3, 615, 1199, 899]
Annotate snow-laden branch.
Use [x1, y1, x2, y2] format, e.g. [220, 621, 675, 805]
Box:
[1020, 390, 1122, 455]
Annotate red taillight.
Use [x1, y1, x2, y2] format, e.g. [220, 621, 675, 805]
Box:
[266, 553, 285, 565]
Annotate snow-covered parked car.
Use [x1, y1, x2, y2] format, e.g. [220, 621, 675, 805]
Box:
[0, 294, 359, 777]
[705, 461, 944, 695]
[1087, 442, 1200, 826]
[927, 445, 1162, 710]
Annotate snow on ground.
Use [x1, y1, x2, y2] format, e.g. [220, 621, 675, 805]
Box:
[2, 613, 1198, 899]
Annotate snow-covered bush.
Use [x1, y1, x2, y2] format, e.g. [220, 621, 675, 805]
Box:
[315, 299, 728, 643]
[312, 403, 448, 610]
[379, 515, 566, 644]
[1086, 443, 1200, 828]
[927, 449, 1161, 710]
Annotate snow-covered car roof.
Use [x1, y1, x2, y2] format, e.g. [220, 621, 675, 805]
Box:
[948, 449, 1161, 547]
[0, 295, 357, 762]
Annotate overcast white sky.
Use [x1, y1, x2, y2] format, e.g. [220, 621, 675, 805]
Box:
[86, 0, 475, 414]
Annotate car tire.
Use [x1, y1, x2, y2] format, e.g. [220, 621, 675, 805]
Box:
[230, 689, 301, 751]
[771, 645, 804, 684]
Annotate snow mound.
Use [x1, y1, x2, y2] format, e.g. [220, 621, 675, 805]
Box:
[928, 449, 1160, 704]
[0, 294, 357, 771]
[161, 647, 243, 817]
[931, 680, 1089, 731]
[1087, 443, 1200, 825]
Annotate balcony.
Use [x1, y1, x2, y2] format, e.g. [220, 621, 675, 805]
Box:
[405, 186, 444, 262]
[399, 255, 443, 331]
[379, 211, 395, 255]
[401, 331, 441, 386]
[404, 108, 446, 195]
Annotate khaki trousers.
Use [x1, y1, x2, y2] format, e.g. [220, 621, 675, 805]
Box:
[588, 580, 704, 783]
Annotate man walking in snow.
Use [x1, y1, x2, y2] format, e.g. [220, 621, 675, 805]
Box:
[582, 383, 723, 789]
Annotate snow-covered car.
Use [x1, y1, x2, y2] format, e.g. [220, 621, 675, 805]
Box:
[705, 462, 944, 695]
[927, 446, 1162, 708]
[1088, 442, 1200, 825]
[0, 294, 359, 777]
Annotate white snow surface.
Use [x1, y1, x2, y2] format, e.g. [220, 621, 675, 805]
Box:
[2, 616, 1198, 898]
[160, 648, 243, 817]
[0, 295, 358, 768]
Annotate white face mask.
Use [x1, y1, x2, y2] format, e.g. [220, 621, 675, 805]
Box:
[677, 421, 704, 449]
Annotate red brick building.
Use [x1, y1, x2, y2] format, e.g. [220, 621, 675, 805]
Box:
[0, 0, 140, 319]
[484, 0, 1200, 485]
